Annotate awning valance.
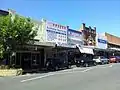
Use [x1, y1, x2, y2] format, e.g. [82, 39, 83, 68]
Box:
[76, 45, 94, 55]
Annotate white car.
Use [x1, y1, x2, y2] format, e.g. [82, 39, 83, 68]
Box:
[93, 56, 109, 65]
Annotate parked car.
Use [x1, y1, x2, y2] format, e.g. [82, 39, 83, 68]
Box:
[109, 56, 120, 63]
[93, 56, 109, 65]
[75, 53, 96, 67]
[109, 56, 116, 63]
[115, 56, 120, 62]
[45, 51, 71, 71]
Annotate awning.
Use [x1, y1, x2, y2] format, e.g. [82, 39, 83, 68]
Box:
[76, 45, 94, 55]
[108, 48, 120, 51]
[34, 41, 56, 47]
[56, 42, 76, 48]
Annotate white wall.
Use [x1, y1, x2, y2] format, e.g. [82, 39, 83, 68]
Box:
[96, 33, 108, 49]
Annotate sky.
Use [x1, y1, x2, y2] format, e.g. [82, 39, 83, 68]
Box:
[1, 0, 120, 36]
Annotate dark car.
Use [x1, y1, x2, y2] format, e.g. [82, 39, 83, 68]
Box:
[75, 53, 96, 67]
[45, 52, 71, 71]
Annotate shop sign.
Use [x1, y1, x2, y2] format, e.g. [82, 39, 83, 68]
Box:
[68, 29, 83, 45]
[46, 21, 67, 44]
[96, 33, 107, 49]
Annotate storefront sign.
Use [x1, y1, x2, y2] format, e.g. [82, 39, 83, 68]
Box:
[96, 33, 107, 49]
[98, 39, 107, 44]
[68, 29, 83, 46]
[46, 21, 67, 44]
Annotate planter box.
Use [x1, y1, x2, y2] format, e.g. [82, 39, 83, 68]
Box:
[0, 69, 23, 76]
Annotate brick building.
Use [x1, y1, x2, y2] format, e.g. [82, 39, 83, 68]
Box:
[79, 23, 96, 46]
[105, 32, 120, 56]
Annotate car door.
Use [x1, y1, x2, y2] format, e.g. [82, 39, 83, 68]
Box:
[101, 56, 108, 63]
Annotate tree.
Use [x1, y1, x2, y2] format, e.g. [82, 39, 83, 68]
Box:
[0, 14, 37, 60]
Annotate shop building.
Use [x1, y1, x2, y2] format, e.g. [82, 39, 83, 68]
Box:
[34, 19, 71, 67]
[67, 28, 94, 63]
[79, 23, 96, 46]
[94, 33, 108, 57]
[15, 20, 56, 71]
[105, 32, 120, 56]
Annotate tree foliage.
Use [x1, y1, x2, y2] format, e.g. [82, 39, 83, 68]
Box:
[0, 15, 37, 59]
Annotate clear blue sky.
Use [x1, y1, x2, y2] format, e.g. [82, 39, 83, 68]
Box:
[1, 0, 120, 36]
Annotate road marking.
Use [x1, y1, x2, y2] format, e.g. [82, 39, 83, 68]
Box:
[109, 64, 113, 67]
[20, 68, 89, 82]
[80, 68, 93, 72]
[21, 73, 55, 82]
[59, 67, 85, 73]
[21, 65, 113, 83]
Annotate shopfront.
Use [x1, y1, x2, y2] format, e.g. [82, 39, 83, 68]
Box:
[39, 20, 70, 60]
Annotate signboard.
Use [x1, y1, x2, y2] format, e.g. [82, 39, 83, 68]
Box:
[46, 21, 67, 44]
[68, 29, 83, 46]
[96, 33, 107, 49]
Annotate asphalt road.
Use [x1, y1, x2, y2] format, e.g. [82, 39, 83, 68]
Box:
[0, 63, 120, 90]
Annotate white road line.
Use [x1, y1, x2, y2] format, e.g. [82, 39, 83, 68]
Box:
[21, 65, 112, 83]
[20, 68, 89, 82]
[109, 64, 113, 67]
[21, 73, 55, 82]
[80, 68, 93, 72]
[59, 67, 85, 73]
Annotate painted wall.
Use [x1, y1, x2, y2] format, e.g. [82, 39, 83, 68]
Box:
[33, 20, 45, 42]
[96, 33, 108, 49]
[105, 32, 120, 46]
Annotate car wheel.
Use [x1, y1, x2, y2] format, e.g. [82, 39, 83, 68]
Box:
[94, 62, 97, 66]
[101, 61, 104, 65]
[68, 65, 71, 69]
[76, 64, 80, 67]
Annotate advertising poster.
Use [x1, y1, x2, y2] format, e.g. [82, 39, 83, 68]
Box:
[68, 29, 83, 46]
[46, 21, 67, 44]
[96, 33, 108, 49]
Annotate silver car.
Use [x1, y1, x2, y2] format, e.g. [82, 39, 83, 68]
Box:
[93, 56, 109, 65]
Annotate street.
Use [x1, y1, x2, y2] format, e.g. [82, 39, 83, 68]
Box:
[0, 63, 120, 90]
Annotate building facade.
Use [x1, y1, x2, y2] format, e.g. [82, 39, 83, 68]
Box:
[80, 23, 96, 46]
[105, 32, 120, 56]
[105, 32, 120, 48]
